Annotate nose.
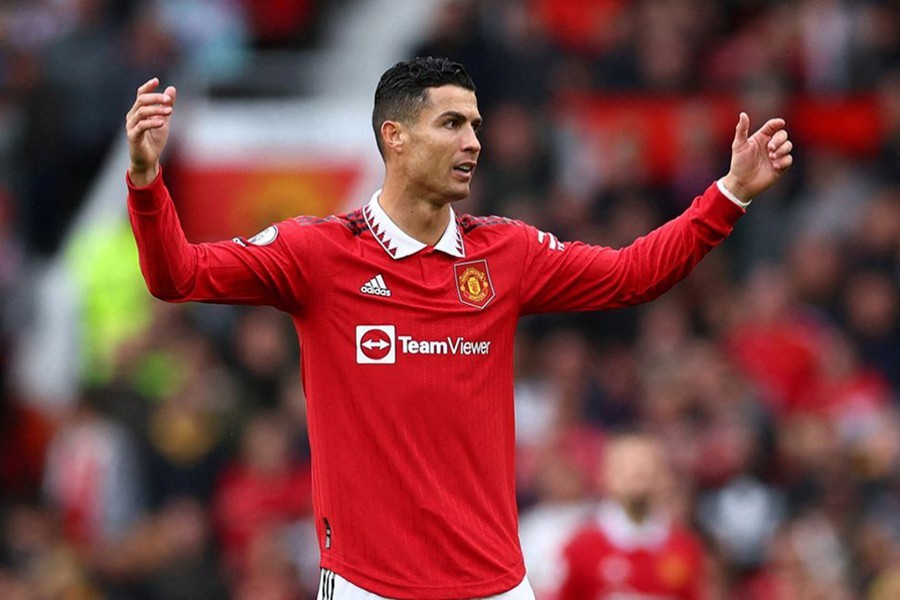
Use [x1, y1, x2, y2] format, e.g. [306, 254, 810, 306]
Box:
[463, 125, 481, 154]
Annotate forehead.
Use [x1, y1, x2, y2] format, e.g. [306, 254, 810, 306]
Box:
[606, 439, 661, 471]
[420, 85, 480, 120]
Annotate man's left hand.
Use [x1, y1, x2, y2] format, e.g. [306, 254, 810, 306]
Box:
[722, 112, 793, 202]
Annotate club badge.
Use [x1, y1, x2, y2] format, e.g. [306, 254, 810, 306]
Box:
[454, 259, 495, 309]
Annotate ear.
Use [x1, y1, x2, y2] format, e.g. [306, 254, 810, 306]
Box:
[381, 120, 406, 155]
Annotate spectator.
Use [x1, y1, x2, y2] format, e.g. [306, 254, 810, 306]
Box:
[723, 266, 828, 416]
[556, 433, 707, 599]
[42, 386, 144, 550]
[229, 307, 299, 412]
[518, 433, 599, 600]
[0, 351, 54, 504]
[240, 0, 320, 50]
[213, 410, 312, 591]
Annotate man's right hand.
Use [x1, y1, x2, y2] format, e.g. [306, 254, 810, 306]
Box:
[126, 78, 177, 187]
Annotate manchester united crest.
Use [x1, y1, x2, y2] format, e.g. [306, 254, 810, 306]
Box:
[453, 259, 495, 309]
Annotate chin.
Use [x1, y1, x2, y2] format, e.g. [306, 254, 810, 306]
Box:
[446, 185, 471, 202]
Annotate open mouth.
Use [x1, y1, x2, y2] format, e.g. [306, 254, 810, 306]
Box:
[453, 162, 476, 176]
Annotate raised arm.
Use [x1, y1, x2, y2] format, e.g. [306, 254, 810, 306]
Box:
[520, 113, 793, 315]
[125, 79, 306, 311]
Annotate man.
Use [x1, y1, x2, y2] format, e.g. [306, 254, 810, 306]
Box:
[555, 434, 707, 600]
[125, 57, 792, 599]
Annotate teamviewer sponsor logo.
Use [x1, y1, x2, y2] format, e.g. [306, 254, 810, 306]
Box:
[356, 325, 491, 364]
[356, 325, 396, 364]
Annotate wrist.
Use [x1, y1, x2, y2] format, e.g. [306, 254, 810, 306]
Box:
[721, 174, 750, 204]
[717, 176, 752, 209]
[128, 163, 160, 188]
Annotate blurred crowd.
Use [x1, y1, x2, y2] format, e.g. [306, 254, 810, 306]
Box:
[0, 0, 323, 260]
[1, 0, 899, 599]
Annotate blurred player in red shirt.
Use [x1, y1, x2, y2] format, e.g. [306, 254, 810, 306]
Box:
[556, 434, 708, 600]
[124, 57, 792, 599]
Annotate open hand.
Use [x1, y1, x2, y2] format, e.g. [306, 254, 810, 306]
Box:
[126, 77, 177, 186]
[721, 112, 793, 202]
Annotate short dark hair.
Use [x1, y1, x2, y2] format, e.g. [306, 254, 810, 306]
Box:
[372, 56, 476, 157]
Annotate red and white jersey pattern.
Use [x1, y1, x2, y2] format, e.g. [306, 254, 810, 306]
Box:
[127, 173, 743, 599]
[556, 503, 706, 600]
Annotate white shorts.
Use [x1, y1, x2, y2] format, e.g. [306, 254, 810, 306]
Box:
[316, 569, 535, 600]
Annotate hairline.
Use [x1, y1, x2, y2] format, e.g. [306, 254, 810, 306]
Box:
[394, 84, 478, 124]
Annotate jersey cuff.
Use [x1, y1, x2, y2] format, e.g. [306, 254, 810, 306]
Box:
[126, 167, 168, 213]
[716, 178, 752, 209]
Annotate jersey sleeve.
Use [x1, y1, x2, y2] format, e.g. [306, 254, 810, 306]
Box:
[519, 182, 745, 315]
[127, 170, 308, 312]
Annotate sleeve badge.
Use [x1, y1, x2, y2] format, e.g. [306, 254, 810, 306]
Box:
[247, 225, 279, 246]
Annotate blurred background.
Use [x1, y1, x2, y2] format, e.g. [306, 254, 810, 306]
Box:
[0, 0, 898, 598]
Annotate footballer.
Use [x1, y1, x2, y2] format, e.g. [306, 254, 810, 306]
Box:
[125, 57, 792, 599]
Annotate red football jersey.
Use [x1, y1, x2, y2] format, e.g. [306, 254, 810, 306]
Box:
[557, 503, 706, 600]
[127, 172, 742, 598]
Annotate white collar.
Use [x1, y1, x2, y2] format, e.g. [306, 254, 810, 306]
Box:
[596, 501, 671, 550]
[362, 190, 465, 259]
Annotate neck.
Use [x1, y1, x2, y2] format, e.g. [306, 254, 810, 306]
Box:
[621, 497, 652, 524]
[378, 175, 452, 246]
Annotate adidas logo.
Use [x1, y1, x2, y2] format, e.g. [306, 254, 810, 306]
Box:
[360, 274, 392, 297]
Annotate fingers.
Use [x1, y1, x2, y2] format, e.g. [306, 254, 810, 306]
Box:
[127, 102, 173, 127]
[756, 117, 786, 138]
[733, 112, 750, 148]
[128, 116, 167, 140]
[126, 94, 171, 124]
[773, 153, 793, 172]
[132, 93, 171, 107]
[126, 79, 176, 139]
[134, 78, 176, 105]
[127, 91, 174, 119]
[771, 140, 793, 172]
[128, 78, 175, 116]
[136, 77, 159, 96]
[767, 129, 789, 150]
[765, 125, 792, 172]
[127, 111, 166, 138]
[126, 102, 173, 138]
[769, 140, 792, 160]
[164, 85, 177, 107]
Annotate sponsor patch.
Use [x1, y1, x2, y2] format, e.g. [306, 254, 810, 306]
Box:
[356, 325, 491, 364]
[356, 325, 396, 364]
[454, 259, 495, 309]
[247, 225, 278, 246]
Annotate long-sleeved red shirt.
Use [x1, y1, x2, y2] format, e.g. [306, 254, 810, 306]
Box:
[127, 172, 744, 599]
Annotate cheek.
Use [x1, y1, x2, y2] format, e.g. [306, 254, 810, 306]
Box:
[405, 132, 455, 178]
[415, 142, 447, 171]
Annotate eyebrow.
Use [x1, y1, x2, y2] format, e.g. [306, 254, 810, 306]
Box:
[438, 111, 483, 127]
